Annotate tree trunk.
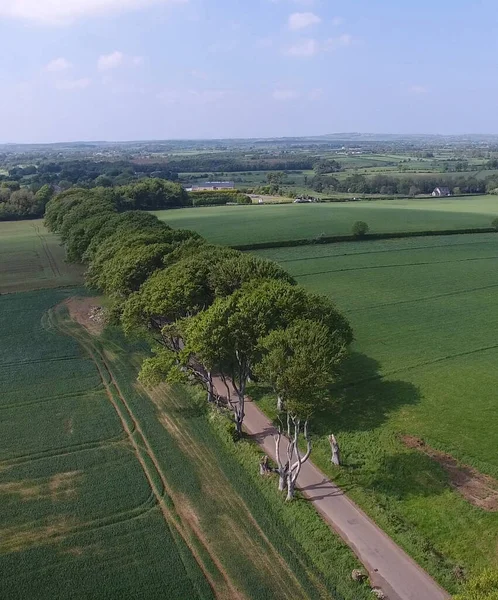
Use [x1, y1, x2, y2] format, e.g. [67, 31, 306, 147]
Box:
[278, 471, 287, 491]
[328, 434, 341, 466]
[207, 372, 214, 403]
[286, 477, 296, 501]
[285, 418, 312, 502]
[277, 395, 284, 412]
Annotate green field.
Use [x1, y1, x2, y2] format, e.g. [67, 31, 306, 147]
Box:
[0, 284, 370, 599]
[0, 221, 83, 293]
[253, 233, 498, 587]
[155, 196, 498, 246]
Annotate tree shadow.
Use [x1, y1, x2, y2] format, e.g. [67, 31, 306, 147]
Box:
[312, 352, 421, 435]
[369, 451, 448, 500]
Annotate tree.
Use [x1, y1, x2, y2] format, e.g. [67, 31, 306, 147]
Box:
[181, 281, 352, 438]
[34, 184, 54, 210]
[255, 319, 349, 499]
[352, 221, 369, 237]
[266, 172, 286, 185]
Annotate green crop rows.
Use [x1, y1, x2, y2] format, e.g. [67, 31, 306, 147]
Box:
[0, 221, 83, 293]
[253, 232, 498, 590]
[155, 196, 498, 247]
[0, 288, 370, 600]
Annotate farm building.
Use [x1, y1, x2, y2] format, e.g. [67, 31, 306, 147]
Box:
[432, 187, 451, 197]
[187, 181, 235, 191]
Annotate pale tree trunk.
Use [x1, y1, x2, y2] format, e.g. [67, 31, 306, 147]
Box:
[277, 395, 284, 412]
[273, 430, 289, 491]
[328, 434, 341, 466]
[286, 418, 312, 501]
[231, 356, 247, 439]
[206, 371, 214, 403]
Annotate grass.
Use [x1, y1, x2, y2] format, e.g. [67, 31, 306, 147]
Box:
[0, 220, 83, 293]
[154, 196, 498, 247]
[0, 288, 370, 600]
[253, 232, 498, 591]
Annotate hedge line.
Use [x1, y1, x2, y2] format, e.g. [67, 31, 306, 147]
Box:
[189, 190, 252, 206]
[231, 227, 497, 251]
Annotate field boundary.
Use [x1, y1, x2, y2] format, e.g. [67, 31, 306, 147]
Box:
[232, 227, 497, 251]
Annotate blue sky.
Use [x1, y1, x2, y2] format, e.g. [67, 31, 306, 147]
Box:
[0, 0, 497, 142]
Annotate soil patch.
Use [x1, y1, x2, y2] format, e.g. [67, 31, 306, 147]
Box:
[402, 435, 498, 511]
[65, 297, 106, 335]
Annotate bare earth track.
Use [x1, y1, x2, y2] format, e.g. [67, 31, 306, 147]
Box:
[402, 435, 498, 512]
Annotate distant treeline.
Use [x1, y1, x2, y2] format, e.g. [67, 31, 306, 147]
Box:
[309, 173, 495, 195]
[5, 160, 179, 189]
[0, 183, 55, 220]
[0, 178, 253, 221]
[152, 156, 316, 173]
[0, 179, 188, 221]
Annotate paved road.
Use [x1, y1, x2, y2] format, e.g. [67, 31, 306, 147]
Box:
[215, 379, 450, 600]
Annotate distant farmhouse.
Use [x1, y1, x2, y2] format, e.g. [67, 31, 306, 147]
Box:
[186, 181, 235, 192]
[432, 187, 451, 197]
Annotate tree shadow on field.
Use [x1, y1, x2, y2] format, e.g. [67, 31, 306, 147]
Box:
[370, 451, 448, 500]
[313, 352, 421, 436]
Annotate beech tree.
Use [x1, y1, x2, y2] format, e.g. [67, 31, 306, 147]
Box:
[255, 319, 347, 499]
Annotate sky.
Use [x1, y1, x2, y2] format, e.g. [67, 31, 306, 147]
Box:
[1, 0, 498, 142]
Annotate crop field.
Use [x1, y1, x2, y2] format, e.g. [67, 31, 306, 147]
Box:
[0, 220, 83, 293]
[253, 232, 498, 587]
[0, 287, 369, 600]
[156, 196, 498, 247]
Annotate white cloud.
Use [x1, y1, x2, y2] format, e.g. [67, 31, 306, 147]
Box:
[284, 38, 319, 57]
[255, 37, 274, 49]
[191, 69, 208, 80]
[409, 85, 429, 94]
[158, 89, 233, 104]
[308, 87, 323, 100]
[271, 0, 316, 5]
[207, 41, 237, 53]
[0, 0, 187, 25]
[288, 12, 321, 31]
[324, 34, 353, 50]
[45, 57, 72, 72]
[132, 56, 144, 66]
[55, 78, 91, 91]
[272, 89, 300, 101]
[285, 34, 354, 58]
[98, 51, 124, 71]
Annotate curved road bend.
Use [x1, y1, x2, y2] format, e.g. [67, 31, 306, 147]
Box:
[213, 379, 450, 600]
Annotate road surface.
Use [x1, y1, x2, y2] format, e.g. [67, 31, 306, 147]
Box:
[214, 379, 450, 600]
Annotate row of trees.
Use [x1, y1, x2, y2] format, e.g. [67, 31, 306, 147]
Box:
[45, 189, 353, 500]
[0, 183, 54, 220]
[5, 159, 179, 189]
[309, 173, 489, 195]
[0, 178, 189, 221]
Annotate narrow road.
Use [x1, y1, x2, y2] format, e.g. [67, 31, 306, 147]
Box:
[214, 379, 450, 600]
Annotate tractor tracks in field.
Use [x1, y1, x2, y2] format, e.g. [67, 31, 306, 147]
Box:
[31, 224, 61, 279]
[52, 307, 242, 600]
[294, 254, 498, 279]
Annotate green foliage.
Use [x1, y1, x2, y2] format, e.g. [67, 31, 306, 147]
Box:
[453, 570, 498, 600]
[190, 190, 252, 206]
[116, 178, 189, 210]
[352, 220, 369, 237]
[0, 183, 54, 220]
[255, 319, 346, 418]
[492, 217, 498, 231]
